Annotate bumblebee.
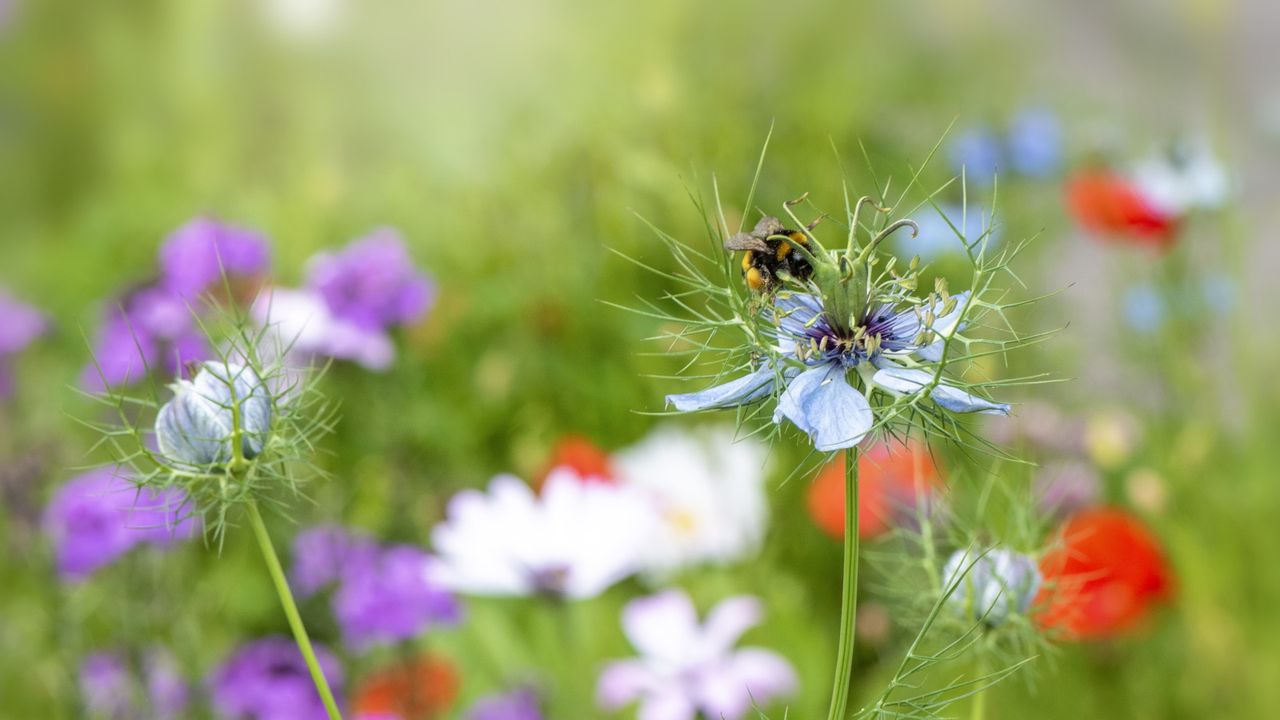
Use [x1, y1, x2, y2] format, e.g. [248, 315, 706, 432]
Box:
[724, 215, 819, 293]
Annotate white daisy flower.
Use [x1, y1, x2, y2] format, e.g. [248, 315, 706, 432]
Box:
[430, 471, 658, 600]
[614, 425, 769, 576]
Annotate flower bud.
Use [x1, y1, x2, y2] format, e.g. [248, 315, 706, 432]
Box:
[156, 362, 272, 467]
[941, 547, 1041, 627]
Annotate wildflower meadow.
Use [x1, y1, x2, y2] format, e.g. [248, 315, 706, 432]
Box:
[2, 1, 1278, 718]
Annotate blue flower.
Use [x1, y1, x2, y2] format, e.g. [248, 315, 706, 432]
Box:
[1122, 284, 1165, 334]
[1007, 107, 1062, 178]
[948, 128, 1002, 185]
[667, 292, 1010, 451]
[891, 203, 1000, 261]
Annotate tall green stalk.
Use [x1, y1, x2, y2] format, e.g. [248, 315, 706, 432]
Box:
[826, 447, 860, 720]
[247, 501, 344, 720]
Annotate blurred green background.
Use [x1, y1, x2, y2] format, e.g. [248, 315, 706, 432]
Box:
[2, 0, 1280, 717]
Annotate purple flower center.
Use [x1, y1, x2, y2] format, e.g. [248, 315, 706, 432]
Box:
[788, 303, 921, 369]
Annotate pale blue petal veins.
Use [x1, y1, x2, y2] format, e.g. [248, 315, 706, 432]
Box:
[666, 366, 777, 412]
[773, 366, 873, 451]
[871, 366, 1010, 415]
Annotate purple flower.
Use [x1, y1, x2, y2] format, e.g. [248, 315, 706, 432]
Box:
[43, 469, 196, 580]
[80, 649, 189, 719]
[81, 287, 208, 391]
[1033, 460, 1101, 521]
[466, 688, 543, 720]
[290, 525, 379, 597]
[252, 288, 396, 371]
[158, 217, 269, 298]
[333, 546, 462, 648]
[597, 590, 797, 720]
[306, 229, 434, 332]
[208, 636, 343, 720]
[0, 287, 46, 398]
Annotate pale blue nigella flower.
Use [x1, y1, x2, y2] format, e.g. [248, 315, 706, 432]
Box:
[1006, 107, 1062, 177]
[667, 291, 1010, 451]
[948, 128, 1002, 185]
[892, 203, 1000, 261]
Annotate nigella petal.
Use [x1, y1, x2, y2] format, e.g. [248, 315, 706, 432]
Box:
[773, 293, 823, 337]
[871, 367, 1010, 415]
[914, 340, 946, 363]
[774, 365, 873, 451]
[156, 386, 233, 466]
[666, 366, 776, 412]
[192, 363, 273, 457]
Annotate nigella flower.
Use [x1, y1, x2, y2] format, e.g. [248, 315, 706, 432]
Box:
[668, 287, 1009, 452]
[949, 108, 1062, 184]
[948, 128, 1003, 185]
[465, 688, 543, 720]
[612, 425, 769, 576]
[941, 547, 1042, 627]
[0, 287, 46, 398]
[155, 362, 273, 469]
[208, 636, 343, 720]
[158, 217, 269, 299]
[889, 202, 1000, 261]
[431, 472, 657, 599]
[80, 648, 189, 719]
[43, 469, 195, 580]
[597, 589, 797, 720]
[1006, 107, 1062, 178]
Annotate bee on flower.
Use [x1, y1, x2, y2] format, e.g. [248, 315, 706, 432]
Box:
[663, 192, 1018, 452]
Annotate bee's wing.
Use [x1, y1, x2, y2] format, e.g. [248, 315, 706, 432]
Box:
[724, 233, 769, 252]
[752, 216, 786, 238]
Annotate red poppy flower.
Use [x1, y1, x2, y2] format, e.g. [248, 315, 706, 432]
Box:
[352, 655, 459, 719]
[534, 435, 615, 489]
[808, 441, 941, 540]
[1036, 507, 1174, 640]
[1065, 170, 1179, 248]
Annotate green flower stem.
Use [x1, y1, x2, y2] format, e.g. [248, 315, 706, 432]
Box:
[247, 501, 344, 720]
[826, 447, 860, 720]
[971, 656, 988, 720]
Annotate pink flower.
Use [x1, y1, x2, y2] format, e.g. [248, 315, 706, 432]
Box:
[598, 590, 796, 720]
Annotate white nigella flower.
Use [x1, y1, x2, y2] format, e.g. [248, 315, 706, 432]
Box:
[155, 362, 272, 468]
[613, 425, 769, 576]
[430, 471, 659, 600]
[597, 589, 797, 720]
[941, 547, 1042, 627]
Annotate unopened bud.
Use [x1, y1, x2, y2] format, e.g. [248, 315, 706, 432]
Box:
[156, 362, 273, 468]
[941, 548, 1041, 627]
